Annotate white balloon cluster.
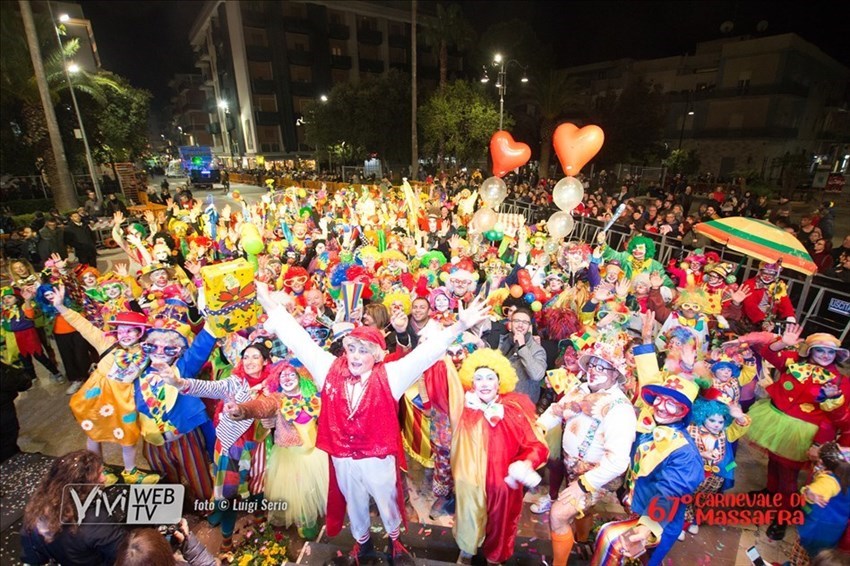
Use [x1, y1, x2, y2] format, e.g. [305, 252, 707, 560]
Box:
[471, 176, 508, 233]
[547, 177, 584, 240]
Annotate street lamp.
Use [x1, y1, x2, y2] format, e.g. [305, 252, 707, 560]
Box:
[320, 94, 328, 102]
[677, 93, 695, 150]
[485, 53, 529, 131]
[50, 3, 101, 203]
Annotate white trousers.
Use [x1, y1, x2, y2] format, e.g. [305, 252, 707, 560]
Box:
[332, 455, 401, 543]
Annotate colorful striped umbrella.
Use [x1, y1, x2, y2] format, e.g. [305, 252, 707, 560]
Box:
[694, 217, 817, 275]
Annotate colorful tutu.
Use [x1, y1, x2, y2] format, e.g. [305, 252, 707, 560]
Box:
[746, 399, 817, 462]
[265, 443, 328, 528]
[69, 371, 140, 446]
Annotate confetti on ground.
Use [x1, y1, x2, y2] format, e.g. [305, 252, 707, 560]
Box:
[529, 536, 538, 542]
[336, 550, 343, 557]
[521, 542, 528, 547]
[418, 527, 424, 535]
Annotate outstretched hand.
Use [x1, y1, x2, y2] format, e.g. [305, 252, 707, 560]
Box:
[457, 296, 491, 332]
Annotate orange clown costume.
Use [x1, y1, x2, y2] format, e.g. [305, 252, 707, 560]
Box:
[451, 349, 549, 564]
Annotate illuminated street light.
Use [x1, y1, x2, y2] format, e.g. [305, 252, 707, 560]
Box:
[320, 94, 328, 102]
[489, 53, 529, 131]
[218, 99, 228, 110]
[49, 1, 101, 202]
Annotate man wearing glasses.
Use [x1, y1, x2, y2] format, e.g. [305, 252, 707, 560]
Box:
[496, 307, 547, 404]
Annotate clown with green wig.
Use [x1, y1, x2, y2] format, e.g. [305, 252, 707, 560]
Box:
[596, 232, 673, 287]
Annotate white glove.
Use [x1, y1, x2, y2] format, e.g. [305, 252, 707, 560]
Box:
[504, 460, 541, 489]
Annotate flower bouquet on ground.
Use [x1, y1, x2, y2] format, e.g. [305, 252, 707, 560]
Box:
[228, 522, 289, 566]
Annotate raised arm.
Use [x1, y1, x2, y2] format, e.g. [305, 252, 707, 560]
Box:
[257, 281, 334, 388]
[386, 296, 490, 399]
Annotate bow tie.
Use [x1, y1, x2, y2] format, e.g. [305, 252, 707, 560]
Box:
[465, 391, 504, 427]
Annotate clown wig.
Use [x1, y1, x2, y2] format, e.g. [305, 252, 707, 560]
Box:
[627, 235, 656, 259]
[382, 290, 412, 315]
[691, 396, 733, 428]
[458, 348, 518, 394]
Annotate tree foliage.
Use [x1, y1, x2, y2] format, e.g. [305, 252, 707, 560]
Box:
[421, 3, 475, 88]
[304, 69, 411, 166]
[89, 74, 152, 164]
[593, 76, 667, 165]
[662, 148, 701, 175]
[418, 80, 506, 165]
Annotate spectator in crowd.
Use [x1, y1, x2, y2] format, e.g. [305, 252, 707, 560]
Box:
[63, 211, 98, 267]
[832, 234, 850, 263]
[811, 239, 834, 273]
[496, 307, 547, 404]
[83, 190, 102, 218]
[0, 363, 33, 462]
[21, 450, 128, 565]
[115, 519, 217, 566]
[103, 193, 128, 217]
[38, 217, 66, 261]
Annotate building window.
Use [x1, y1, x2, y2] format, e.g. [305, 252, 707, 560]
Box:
[359, 44, 380, 60]
[282, 3, 306, 19]
[359, 16, 377, 31]
[327, 10, 344, 25]
[254, 95, 277, 112]
[737, 71, 752, 95]
[331, 69, 349, 84]
[257, 125, 280, 144]
[293, 96, 313, 114]
[244, 26, 268, 47]
[248, 61, 273, 80]
[389, 47, 407, 64]
[290, 65, 313, 83]
[330, 39, 347, 56]
[389, 22, 404, 36]
[286, 33, 310, 51]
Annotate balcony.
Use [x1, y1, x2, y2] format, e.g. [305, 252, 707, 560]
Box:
[290, 81, 315, 97]
[388, 33, 408, 48]
[255, 111, 280, 126]
[694, 127, 799, 139]
[252, 79, 276, 94]
[246, 45, 272, 62]
[260, 143, 282, 153]
[328, 23, 349, 40]
[357, 29, 382, 45]
[288, 50, 314, 66]
[285, 18, 312, 35]
[205, 99, 219, 113]
[207, 122, 222, 135]
[330, 55, 352, 69]
[359, 58, 384, 74]
[389, 60, 410, 73]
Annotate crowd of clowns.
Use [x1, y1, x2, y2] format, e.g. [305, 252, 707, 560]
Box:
[2, 180, 849, 566]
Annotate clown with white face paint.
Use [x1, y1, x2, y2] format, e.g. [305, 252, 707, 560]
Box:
[47, 284, 159, 487]
[451, 348, 548, 565]
[257, 280, 490, 563]
[539, 339, 637, 566]
[226, 361, 328, 540]
[738, 325, 849, 541]
[683, 395, 750, 538]
[591, 375, 703, 566]
[723, 261, 796, 333]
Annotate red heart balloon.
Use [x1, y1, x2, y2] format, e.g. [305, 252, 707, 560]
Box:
[552, 123, 604, 177]
[490, 131, 531, 178]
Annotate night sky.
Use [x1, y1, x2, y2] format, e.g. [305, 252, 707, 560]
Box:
[79, 0, 849, 113]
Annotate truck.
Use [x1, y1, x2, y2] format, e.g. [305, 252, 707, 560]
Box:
[178, 146, 221, 190]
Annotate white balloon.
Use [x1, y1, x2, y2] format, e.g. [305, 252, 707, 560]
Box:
[480, 176, 508, 208]
[472, 207, 497, 232]
[547, 211, 575, 240]
[552, 177, 584, 212]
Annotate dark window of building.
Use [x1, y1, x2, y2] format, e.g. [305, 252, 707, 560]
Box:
[245, 26, 268, 47]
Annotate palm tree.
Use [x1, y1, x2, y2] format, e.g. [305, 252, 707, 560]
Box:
[421, 3, 475, 90]
[528, 70, 584, 180]
[2, 2, 121, 210]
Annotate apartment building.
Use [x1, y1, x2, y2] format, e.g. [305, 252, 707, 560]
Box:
[169, 74, 214, 148]
[563, 33, 849, 179]
[188, 0, 458, 167]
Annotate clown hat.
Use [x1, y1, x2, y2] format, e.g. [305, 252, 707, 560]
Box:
[138, 263, 176, 286]
[710, 355, 741, 378]
[578, 337, 629, 382]
[798, 333, 849, 364]
[641, 375, 701, 413]
[347, 325, 387, 351]
[106, 311, 151, 329]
